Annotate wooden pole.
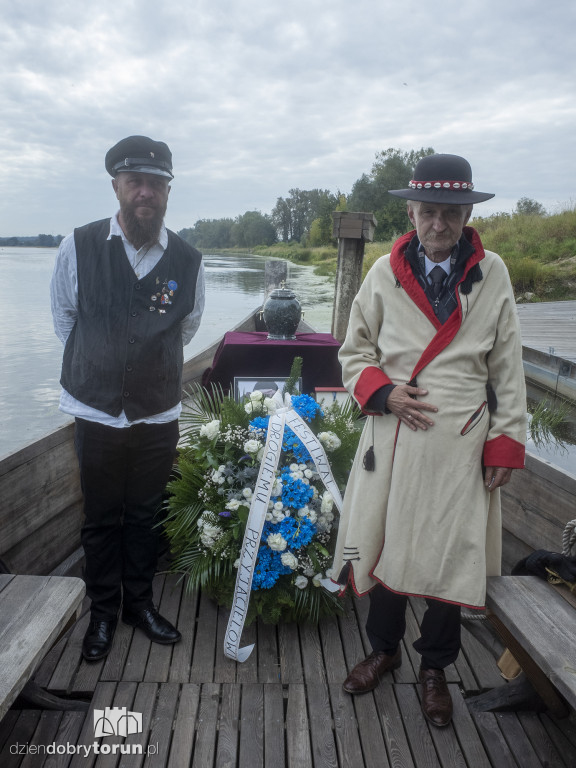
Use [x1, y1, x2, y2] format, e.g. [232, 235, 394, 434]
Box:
[331, 212, 377, 343]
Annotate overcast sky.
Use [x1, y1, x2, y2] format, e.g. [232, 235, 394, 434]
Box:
[1, 0, 575, 237]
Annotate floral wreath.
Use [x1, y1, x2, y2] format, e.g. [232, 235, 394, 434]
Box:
[164, 358, 362, 625]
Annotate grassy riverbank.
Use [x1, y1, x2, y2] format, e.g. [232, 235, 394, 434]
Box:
[250, 206, 576, 302]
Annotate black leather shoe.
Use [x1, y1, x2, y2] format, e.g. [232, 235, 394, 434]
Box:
[82, 619, 117, 661]
[122, 605, 181, 644]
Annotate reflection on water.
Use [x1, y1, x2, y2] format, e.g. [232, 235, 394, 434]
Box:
[0, 248, 335, 458]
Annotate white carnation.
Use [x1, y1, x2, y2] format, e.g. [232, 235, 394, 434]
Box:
[267, 533, 287, 551]
[281, 551, 298, 570]
[200, 419, 221, 440]
[243, 439, 260, 453]
[225, 498, 241, 511]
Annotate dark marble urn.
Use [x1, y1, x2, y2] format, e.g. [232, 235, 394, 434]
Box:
[262, 286, 302, 340]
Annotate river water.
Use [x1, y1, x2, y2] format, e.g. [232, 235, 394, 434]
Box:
[0, 248, 335, 459]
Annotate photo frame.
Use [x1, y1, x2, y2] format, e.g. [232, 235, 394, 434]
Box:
[234, 376, 302, 402]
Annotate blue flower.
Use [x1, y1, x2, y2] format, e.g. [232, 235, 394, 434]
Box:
[249, 416, 270, 433]
[251, 546, 291, 590]
[276, 516, 316, 549]
[291, 394, 323, 422]
[282, 427, 312, 463]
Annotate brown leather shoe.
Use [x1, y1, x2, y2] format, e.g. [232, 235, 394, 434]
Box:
[419, 668, 453, 726]
[343, 648, 402, 694]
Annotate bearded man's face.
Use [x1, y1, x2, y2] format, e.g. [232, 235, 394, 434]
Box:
[112, 171, 170, 249]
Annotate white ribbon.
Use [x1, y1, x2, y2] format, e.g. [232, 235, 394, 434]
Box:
[223, 391, 343, 661]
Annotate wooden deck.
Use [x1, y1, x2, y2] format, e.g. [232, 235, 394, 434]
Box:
[517, 300, 576, 363]
[1, 573, 576, 767]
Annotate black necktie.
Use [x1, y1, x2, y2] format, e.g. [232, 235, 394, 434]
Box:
[429, 265, 445, 299]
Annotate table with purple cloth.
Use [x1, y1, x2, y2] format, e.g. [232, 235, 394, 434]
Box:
[202, 331, 343, 395]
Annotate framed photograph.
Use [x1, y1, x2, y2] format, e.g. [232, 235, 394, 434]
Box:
[234, 376, 302, 402]
[314, 386, 352, 408]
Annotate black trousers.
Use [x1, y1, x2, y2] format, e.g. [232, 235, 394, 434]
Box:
[366, 583, 461, 670]
[75, 418, 179, 621]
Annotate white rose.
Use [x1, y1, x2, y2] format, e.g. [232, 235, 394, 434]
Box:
[243, 439, 260, 454]
[295, 575, 308, 589]
[267, 533, 287, 551]
[281, 551, 299, 570]
[250, 390, 264, 402]
[264, 397, 277, 414]
[200, 419, 221, 440]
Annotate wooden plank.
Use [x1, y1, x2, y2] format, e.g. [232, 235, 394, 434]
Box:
[319, 616, 348, 685]
[143, 577, 183, 684]
[168, 586, 198, 684]
[69, 681, 116, 768]
[0, 575, 85, 720]
[490, 712, 543, 768]
[348, 690, 392, 768]
[278, 622, 304, 683]
[263, 684, 285, 768]
[459, 623, 506, 692]
[517, 711, 568, 767]
[100, 621, 134, 685]
[540, 711, 576, 766]
[122, 682, 158, 768]
[450, 684, 492, 768]
[487, 576, 576, 710]
[299, 623, 326, 684]
[239, 683, 264, 767]
[395, 684, 442, 767]
[306, 682, 338, 767]
[93, 681, 137, 768]
[0, 710, 42, 767]
[257, 622, 280, 684]
[20, 710, 63, 768]
[191, 683, 219, 768]
[471, 711, 519, 767]
[167, 683, 200, 768]
[146, 683, 180, 768]
[285, 684, 313, 767]
[189, 592, 218, 684]
[373, 682, 415, 767]
[215, 683, 240, 768]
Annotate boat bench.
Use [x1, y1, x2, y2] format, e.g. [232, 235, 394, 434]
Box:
[486, 574, 576, 718]
[0, 573, 85, 721]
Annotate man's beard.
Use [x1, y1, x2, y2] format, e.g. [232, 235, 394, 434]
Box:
[120, 200, 167, 250]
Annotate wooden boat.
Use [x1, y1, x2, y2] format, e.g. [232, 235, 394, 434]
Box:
[1, 264, 576, 767]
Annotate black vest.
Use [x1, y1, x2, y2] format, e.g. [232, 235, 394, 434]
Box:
[61, 218, 202, 420]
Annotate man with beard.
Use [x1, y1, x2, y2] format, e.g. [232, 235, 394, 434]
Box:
[51, 135, 204, 661]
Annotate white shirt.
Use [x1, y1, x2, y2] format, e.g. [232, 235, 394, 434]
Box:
[50, 213, 205, 427]
[424, 253, 451, 278]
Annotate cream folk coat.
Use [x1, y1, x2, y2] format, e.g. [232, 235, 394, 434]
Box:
[332, 228, 526, 609]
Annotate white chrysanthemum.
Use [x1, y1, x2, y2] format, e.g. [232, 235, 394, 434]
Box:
[272, 478, 283, 496]
[200, 419, 221, 440]
[267, 533, 287, 551]
[304, 469, 313, 479]
[295, 575, 308, 589]
[321, 492, 334, 515]
[242, 487, 253, 499]
[274, 501, 284, 511]
[289, 463, 299, 472]
[281, 551, 298, 570]
[318, 431, 342, 451]
[243, 439, 260, 453]
[265, 512, 273, 521]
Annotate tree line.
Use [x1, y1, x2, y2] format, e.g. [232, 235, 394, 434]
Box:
[0, 234, 64, 247]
